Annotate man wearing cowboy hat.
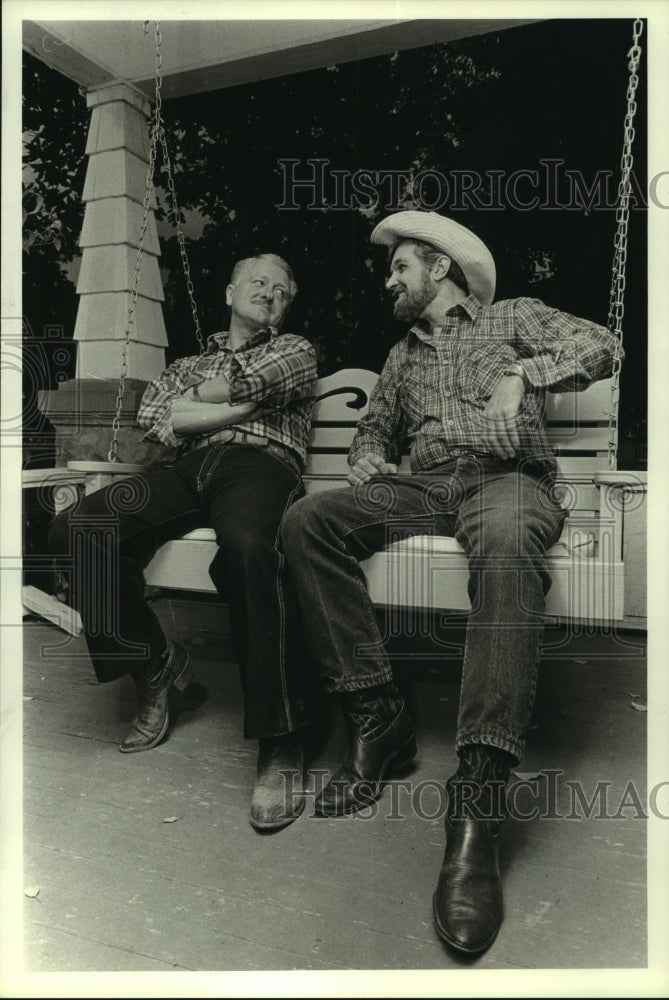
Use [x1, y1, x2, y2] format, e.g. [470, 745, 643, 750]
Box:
[281, 210, 621, 953]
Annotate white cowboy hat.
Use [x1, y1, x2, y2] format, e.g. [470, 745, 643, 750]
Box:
[370, 210, 496, 305]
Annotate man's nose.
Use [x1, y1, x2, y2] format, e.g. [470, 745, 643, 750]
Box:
[386, 273, 398, 290]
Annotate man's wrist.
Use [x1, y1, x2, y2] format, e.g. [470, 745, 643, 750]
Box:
[502, 362, 527, 386]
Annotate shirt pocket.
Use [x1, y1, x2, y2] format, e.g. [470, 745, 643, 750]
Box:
[457, 344, 519, 408]
[398, 354, 444, 421]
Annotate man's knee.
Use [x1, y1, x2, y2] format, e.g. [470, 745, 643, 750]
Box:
[466, 509, 555, 559]
[282, 493, 320, 550]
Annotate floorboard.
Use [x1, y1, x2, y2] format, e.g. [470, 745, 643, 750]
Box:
[17, 598, 651, 980]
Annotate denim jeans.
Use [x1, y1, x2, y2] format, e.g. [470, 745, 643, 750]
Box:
[281, 456, 566, 762]
[48, 444, 307, 739]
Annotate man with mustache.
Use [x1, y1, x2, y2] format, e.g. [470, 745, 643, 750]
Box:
[281, 213, 622, 951]
[49, 253, 317, 831]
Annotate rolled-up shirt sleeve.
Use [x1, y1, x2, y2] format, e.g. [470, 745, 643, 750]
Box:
[137, 356, 196, 449]
[348, 348, 405, 467]
[227, 335, 317, 407]
[514, 297, 624, 392]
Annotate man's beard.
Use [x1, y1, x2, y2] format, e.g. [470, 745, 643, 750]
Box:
[392, 272, 437, 322]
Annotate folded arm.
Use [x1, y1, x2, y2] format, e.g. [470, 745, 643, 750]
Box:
[137, 336, 317, 448]
[514, 297, 624, 391]
[170, 395, 261, 436]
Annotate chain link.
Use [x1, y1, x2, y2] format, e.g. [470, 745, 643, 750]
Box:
[110, 20, 642, 466]
[108, 20, 204, 462]
[151, 22, 204, 355]
[606, 18, 643, 471]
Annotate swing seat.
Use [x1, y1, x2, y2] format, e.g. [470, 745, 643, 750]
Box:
[69, 368, 644, 626]
[146, 521, 621, 622]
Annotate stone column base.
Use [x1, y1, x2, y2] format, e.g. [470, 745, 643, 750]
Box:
[38, 378, 174, 467]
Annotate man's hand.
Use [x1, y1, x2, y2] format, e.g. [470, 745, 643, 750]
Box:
[480, 374, 525, 460]
[347, 452, 398, 487]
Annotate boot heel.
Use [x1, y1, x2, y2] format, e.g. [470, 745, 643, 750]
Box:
[172, 649, 193, 692]
[389, 734, 418, 773]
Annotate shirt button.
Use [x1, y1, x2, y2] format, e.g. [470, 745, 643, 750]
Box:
[448, 419, 454, 426]
[445, 391, 451, 397]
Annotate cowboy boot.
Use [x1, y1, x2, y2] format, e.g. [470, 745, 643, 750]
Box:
[249, 733, 305, 831]
[432, 744, 514, 954]
[120, 639, 193, 753]
[315, 681, 417, 816]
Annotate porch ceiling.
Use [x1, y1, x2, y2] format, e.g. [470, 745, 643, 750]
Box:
[23, 17, 541, 99]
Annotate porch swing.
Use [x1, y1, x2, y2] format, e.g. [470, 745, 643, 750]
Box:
[68, 19, 647, 628]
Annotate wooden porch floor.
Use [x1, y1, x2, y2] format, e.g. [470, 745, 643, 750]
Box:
[20, 596, 648, 978]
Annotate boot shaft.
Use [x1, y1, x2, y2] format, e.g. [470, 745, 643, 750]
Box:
[342, 681, 404, 741]
[446, 744, 514, 826]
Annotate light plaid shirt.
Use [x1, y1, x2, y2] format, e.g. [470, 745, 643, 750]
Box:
[137, 327, 317, 467]
[349, 294, 623, 475]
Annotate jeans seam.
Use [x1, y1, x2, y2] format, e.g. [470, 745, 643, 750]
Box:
[272, 476, 305, 730]
[456, 732, 522, 763]
[339, 517, 395, 684]
[196, 447, 226, 494]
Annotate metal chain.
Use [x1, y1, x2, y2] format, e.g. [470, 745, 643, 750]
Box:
[152, 23, 205, 354]
[107, 23, 161, 462]
[107, 21, 204, 462]
[606, 18, 643, 471]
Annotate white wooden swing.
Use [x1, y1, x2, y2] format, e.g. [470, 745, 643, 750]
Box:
[67, 20, 647, 630]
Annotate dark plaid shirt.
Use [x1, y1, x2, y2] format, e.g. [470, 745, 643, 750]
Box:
[137, 327, 317, 466]
[349, 294, 622, 475]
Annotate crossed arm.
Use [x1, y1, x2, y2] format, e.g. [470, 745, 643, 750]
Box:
[169, 375, 260, 435]
[138, 338, 317, 448]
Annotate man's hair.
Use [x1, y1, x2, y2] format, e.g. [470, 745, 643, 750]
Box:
[390, 239, 469, 294]
[229, 253, 298, 300]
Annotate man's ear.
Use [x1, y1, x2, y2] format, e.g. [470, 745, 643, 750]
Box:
[432, 255, 452, 282]
[225, 283, 235, 306]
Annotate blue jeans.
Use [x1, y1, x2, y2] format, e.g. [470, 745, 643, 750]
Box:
[281, 457, 566, 762]
[48, 444, 307, 739]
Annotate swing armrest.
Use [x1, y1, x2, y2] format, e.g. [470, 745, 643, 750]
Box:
[66, 461, 152, 475]
[66, 460, 154, 496]
[593, 471, 647, 490]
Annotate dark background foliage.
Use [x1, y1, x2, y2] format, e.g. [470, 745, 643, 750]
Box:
[22, 18, 647, 465]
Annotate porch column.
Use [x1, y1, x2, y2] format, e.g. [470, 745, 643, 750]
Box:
[75, 81, 167, 379]
[39, 81, 171, 465]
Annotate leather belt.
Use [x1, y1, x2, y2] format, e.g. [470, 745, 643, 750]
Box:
[214, 428, 268, 447]
[181, 428, 302, 476]
[190, 428, 270, 451]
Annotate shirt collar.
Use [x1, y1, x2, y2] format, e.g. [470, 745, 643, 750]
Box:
[206, 326, 278, 353]
[455, 293, 483, 321]
[407, 293, 483, 344]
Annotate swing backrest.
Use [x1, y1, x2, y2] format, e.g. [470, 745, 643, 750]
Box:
[305, 370, 615, 481]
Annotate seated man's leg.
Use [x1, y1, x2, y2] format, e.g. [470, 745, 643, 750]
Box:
[433, 468, 565, 954]
[204, 445, 311, 830]
[282, 476, 447, 816]
[48, 463, 204, 751]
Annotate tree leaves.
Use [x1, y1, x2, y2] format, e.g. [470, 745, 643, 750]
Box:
[22, 22, 646, 450]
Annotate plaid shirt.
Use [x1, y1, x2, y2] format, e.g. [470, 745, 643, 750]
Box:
[137, 327, 317, 467]
[349, 294, 623, 475]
